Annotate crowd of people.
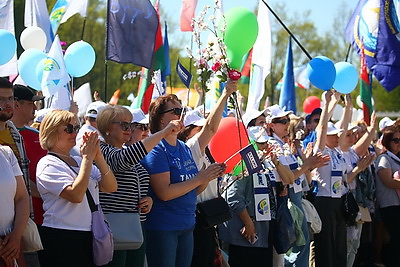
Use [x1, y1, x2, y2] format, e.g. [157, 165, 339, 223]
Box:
[0, 76, 400, 267]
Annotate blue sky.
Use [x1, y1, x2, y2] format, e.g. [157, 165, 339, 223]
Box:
[162, 0, 359, 47]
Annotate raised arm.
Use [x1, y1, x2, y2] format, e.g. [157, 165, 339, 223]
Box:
[197, 80, 237, 152]
[354, 111, 378, 157]
[315, 91, 333, 151]
[338, 94, 353, 150]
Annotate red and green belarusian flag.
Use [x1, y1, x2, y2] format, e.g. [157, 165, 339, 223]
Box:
[240, 49, 253, 84]
[360, 42, 373, 126]
[134, 0, 165, 113]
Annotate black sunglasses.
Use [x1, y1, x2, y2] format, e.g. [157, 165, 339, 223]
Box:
[161, 107, 184, 116]
[391, 138, 400, 144]
[63, 124, 81, 134]
[112, 121, 133, 131]
[272, 118, 290, 125]
[133, 123, 149, 131]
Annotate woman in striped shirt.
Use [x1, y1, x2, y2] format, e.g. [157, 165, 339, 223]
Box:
[96, 105, 180, 267]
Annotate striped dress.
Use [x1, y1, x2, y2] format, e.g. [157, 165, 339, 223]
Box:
[99, 141, 150, 221]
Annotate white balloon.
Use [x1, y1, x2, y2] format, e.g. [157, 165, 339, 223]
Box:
[332, 104, 343, 121]
[20, 26, 47, 51]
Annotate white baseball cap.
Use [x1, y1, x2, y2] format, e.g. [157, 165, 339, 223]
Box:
[184, 110, 206, 127]
[327, 121, 344, 135]
[266, 104, 293, 120]
[248, 126, 270, 143]
[379, 117, 395, 131]
[85, 101, 107, 119]
[34, 108, 53, 123]
[242, 109, 268, 128]
[334, 122, 359, 132]
[130, 108, 149, 124]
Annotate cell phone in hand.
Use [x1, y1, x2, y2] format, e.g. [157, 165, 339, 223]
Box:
[249, 234, 258, 245]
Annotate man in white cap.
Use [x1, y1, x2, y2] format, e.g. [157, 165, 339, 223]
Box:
[71, 101, 107, 156]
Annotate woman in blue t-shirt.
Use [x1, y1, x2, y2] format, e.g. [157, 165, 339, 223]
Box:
[141, 94, 226, 267]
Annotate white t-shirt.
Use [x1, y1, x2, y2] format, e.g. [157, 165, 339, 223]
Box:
[36, 154, 101, 231]
[186, 134, 217, 203]
[342, 148, 359, 189]
[312, 146, 346, 197]
[0, 146, 23, 235]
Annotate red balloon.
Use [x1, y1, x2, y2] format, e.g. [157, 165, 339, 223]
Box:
[209, 117, 249, 173]
[303, 96, 321, 114]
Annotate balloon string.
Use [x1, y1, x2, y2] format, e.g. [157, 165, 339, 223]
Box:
[261, 0, 312, 60]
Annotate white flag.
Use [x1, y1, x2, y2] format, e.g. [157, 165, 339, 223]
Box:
[74, 82, 92, 117]
[246, 0, 271, 112]
[24, 0, 53, 51]
[41, 35, 71, 97]
[0, 0, 17, 76]
[60, 0, 89, 23]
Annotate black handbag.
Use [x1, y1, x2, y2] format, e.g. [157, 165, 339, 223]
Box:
[196, 197, 232, 228]
[195, 147, 232, 229]
[342, 190, 359, 226]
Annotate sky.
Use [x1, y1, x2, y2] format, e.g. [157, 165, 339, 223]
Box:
[162, 0, 359, 48]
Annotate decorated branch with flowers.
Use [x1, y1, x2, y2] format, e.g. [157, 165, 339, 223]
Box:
[186, 1, 256, 95]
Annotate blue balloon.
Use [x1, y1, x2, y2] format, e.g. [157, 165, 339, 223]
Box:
[306, 56, 336, 91]
[0, 29, 17, 65]
[333, 62, 358, 94]
[18, 49, 47, 90]
[64, 41, 96, 77]
[35, 58, 46, 86]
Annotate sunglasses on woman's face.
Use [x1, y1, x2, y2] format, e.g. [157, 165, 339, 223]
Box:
[161, 107, 184, 116]
[63, 124, 81, 134]
[112, 121, 133, 131]
[272, 118, 290, 125]
[391, 138, 400, 144]
[133, 123, 149, 131]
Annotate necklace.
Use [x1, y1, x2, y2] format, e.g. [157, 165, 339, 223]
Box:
[49, 151, 72, 159]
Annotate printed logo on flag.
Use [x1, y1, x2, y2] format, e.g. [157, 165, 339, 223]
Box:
[239, 144, 263, 175]
[176, 59, 192, 89]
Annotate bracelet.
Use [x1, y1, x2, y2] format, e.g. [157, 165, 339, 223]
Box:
[101, 166, 111, 176]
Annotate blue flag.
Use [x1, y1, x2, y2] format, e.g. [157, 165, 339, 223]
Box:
[176, 59, 192, 89]
[106, 0, 158, 69]
[346, 0, 400, 92]
[239, 144, 263, 176]
[161, 23, 171, 93]
[279, 37, 296, 113]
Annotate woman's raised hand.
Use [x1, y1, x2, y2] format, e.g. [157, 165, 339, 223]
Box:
[197, 163, 227, 182]
[80, 131, 99, 161]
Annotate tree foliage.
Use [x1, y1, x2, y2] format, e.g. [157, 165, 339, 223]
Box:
[13, 0, 400, 112]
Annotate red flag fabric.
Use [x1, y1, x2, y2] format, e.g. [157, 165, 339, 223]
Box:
[360, 42, 373, 126]
[180, 0, 198, 31]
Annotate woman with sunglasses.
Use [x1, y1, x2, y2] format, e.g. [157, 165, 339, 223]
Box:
[141, 94, 226, 267]
[375, 125, 400, 267]
[125, 108, 150, 146]
[266, 104, 328, 267]
[96, 105, 180, 267]
[36, 110, 117, 267]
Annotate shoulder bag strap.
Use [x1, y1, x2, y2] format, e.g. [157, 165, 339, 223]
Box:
[48, 152, 97, 212]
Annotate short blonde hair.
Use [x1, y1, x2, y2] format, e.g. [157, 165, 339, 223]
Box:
[39, 110, 77, 150]
[97, 105, 132, 137]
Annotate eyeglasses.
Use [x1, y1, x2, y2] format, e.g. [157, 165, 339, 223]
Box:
[272, 118, 290, 125]
[63, 124, 81, 134]
[0, 96, 16, 104]
[161, 107, 184, 116]
[391, 138, 400, 144]
[133, 123, 149, 131]
[112, 121, 133, 131]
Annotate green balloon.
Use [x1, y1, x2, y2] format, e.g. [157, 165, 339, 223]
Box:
[221, 7, 259, 69]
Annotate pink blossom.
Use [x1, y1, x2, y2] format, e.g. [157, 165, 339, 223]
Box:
[212, 62, 221, 72]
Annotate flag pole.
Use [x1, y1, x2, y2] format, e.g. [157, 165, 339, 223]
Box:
[81, 18, 87, 40]
[261, 0, 312, 60]
[104, 60, 108, 102]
